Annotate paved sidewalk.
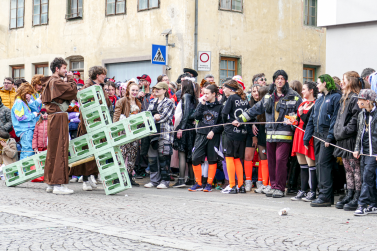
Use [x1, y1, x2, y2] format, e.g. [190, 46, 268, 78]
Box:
[0, 180, 376, 250]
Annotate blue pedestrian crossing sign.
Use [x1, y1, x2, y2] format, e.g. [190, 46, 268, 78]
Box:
[151, 44, 168, 65]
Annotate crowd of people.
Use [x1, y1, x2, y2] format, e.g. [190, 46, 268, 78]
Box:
[1, 57, 377, 217]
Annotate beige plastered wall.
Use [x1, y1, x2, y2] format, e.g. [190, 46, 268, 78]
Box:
[0, 0, 325, 87]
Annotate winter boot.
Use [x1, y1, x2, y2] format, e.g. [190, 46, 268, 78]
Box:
[343, 190, 361, 211]
[335, 189, 354, 209]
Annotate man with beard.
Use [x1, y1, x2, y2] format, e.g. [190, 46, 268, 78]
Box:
[42, 57, 77, 195]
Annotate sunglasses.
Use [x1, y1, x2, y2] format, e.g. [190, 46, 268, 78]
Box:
[41, 111, 47, 115]
[258, 78, 267, 81]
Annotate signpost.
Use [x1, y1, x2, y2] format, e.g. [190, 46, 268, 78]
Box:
[198, 51, 211, 71]
[151, 44, 168, 65]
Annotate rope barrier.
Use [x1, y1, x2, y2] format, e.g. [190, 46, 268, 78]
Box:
[7, 121, 375, 158]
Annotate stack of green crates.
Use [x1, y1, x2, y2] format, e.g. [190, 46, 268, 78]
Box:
[4, 151, 47, 187]
[3, 85, 157, 195]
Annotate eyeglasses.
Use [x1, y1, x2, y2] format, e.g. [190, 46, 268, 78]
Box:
[3, 82, 12, 85]
[258, 78, 267, 81]
[104, 89, 109, 92]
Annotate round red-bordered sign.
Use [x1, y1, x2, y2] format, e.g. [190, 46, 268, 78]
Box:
[200, 53, 210, 63]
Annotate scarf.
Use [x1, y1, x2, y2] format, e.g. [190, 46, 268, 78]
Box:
[108, 95, 118, 105]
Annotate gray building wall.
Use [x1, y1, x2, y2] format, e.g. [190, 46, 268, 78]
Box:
[325, 21, 377, 78]
[318, 0, 377, 77]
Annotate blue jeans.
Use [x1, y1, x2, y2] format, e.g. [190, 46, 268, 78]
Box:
[20, 130, 34, 160]
[358, 156, 377, 207]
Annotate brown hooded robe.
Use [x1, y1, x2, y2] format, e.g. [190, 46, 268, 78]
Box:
[41, 75, 77, 185]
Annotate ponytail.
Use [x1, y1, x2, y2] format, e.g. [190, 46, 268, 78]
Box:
[223, 80, 246, 100]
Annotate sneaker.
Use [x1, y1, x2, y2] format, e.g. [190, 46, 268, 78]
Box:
[90, 175, 97, 185]
[173, 178, 186, 188]
[262, 185, 272, 194]
[203, 184, 212, 192]
[239, 184, 246, 193]
[256, 181, 263, 189]
[188, 184, 203, 192]
[302, 191, 316, 202]
[245, 180, 252, 192]
[83, 181, 92, 191]
[272, 190, 285, 198]
[96, 174, 102, 183]
[215, 183, 222, 190]
[221, 185, 235, 194]
[265, 188, 276, 197]
[254, 184, 266, 194]
[144, 182, 156, 188]
[53, 185, 74, 195]
[157, 183, 168, 189]
[354, 206, 368, 216]
[366, 206, 377, 214]
[46, 185, 53, 193]
[78, 176, 83, 183]
[88, 177, 97, 189]
[291, 190, 306, 201]
[69, 177, 78, 183]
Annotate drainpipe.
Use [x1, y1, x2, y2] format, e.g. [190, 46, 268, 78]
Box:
[194, 0, 198, 71]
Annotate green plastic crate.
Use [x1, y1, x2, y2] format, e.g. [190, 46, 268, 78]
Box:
[68, 134, 94, 163]
[82, 105, 111, 132]
[108, 111, 157, 147]
[94, 146, 124, 173]
[88, 127, 112, 151]
[100, 167, 131, 195]
[4, 162, 23, 186]
[77, 85, 107, 111]
[4, 152, 46, 187]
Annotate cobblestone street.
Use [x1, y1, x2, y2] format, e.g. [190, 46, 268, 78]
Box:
[1, 180, 377, 251]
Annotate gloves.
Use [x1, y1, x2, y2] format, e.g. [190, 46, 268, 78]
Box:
[33, 112, 38, 117]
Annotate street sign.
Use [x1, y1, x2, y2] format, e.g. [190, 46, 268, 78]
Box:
[151, 44, 168, 65]
[198, 51, 211, 71]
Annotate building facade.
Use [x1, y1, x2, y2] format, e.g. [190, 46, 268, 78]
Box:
[0, 0, 326, 87]
[318, 0, 377, 79]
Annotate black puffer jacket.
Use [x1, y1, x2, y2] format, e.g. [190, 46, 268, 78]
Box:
[333, 92, 361, 159]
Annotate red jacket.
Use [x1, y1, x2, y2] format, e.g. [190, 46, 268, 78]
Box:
[32, 120, 48, 149]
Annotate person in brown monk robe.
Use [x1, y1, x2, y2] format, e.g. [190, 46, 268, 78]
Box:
[42, 57, 77, 195]
[69, 66, 112, 191]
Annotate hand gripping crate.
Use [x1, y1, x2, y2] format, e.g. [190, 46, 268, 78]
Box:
[68, 134, 94, 163]
[77, 85, 107, 111]
[108, 111, 157, 147]
[81, 105, 111, 133]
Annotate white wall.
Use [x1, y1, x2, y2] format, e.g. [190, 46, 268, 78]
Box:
[325, 22, 377, 77]
[318, 0, 377, 27]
